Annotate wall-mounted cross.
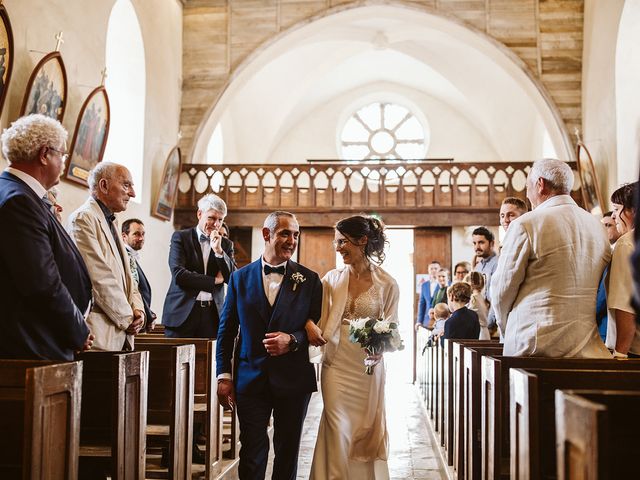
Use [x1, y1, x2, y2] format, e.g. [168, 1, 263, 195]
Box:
[54, 31, 64, 51]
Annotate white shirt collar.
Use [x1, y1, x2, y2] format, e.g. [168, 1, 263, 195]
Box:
[196, 226, 208, 242]
[125, 244, 140, 261]
[534, 194, 575, 211]
[5, 167, 47, 199]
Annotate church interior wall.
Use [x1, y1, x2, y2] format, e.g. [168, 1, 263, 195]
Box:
[581, 0, 625, 207]
[0, 0, 183, 319]
[615, 0, 640, 188]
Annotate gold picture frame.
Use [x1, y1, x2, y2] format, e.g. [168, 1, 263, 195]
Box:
[152, 146, 182, 221]
[20, 51, 67, 121]
[575, 138, 604, 216]
[0, 4, 14, 117]
[64, 86, 110, 187]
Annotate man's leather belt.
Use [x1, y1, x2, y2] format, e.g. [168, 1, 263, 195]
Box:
[196, 300, 213, 308]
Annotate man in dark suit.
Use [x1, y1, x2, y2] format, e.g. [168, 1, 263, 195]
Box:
[122, 218, 156, 331]
[0, 114, 93, 360]
[162, 193, 235, 338]
[216, 211, 322, 480]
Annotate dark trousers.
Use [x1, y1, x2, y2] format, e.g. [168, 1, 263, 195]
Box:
[236, 387, 311, 480]
[164, 302, 219, 338]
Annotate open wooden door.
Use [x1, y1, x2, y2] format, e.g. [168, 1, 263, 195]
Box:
[298, 228, 336, 278]
[413, 227, 451, 381]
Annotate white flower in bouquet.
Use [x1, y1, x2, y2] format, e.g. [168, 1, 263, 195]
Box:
[349, 317, 370, 331]
[373, 319, 391, 334]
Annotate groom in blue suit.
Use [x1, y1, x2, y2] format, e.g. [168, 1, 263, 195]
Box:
[216, 211, 322, 480]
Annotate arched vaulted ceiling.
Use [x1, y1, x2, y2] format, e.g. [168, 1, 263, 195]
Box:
[187, 3, 576, 164]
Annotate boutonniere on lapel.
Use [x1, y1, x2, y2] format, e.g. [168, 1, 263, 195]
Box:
[291, 272, 306, 291]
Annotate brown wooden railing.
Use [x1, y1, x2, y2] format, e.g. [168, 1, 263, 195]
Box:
[175, 161, 582, 227]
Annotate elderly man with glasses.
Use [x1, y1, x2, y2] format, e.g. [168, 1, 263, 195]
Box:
[0, 114, 93, 360]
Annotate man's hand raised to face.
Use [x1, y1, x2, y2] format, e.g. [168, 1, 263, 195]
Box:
[210, 230, 224, 256]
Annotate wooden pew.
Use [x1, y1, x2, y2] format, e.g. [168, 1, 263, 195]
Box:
[555, 389, 640, 479]
[481, 356, 640, 480]
[136, 336, 232, 479]
[76, 351, 148, 480]
[135, 343, 195, 480]
[430, 340, 440, 429]
[416, 328, 429, 403]
[0, 360, 82, 479]
[450, 340, 499, 478]
[462, 344, 503, 480]
[510, 367, 640, 480]
[437, 339, 446, 444]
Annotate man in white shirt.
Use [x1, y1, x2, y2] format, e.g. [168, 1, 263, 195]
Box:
[491, 158, 611, 357]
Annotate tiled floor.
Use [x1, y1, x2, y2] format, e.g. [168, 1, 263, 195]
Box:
[266, 377, 448, 479]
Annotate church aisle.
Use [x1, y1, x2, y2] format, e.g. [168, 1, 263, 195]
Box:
[266, 377, 448, 479]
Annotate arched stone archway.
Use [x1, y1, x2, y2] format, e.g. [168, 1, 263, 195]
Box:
[181, 0, 583, 164]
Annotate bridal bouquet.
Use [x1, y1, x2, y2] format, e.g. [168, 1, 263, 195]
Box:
[348, 317, 404, 374]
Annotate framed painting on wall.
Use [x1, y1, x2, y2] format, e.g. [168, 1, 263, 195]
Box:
[20, 51, 67, 121]
[0, 5, 14, 117]
[64, 86, 110, 186]
[575, 139, 604, 216]
[152, 146, 182, 221]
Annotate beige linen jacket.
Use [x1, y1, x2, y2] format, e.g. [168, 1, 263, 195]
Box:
[318, 265, 400, 366]
[67, 197, 144, 351]
[491, 195, 611, 358]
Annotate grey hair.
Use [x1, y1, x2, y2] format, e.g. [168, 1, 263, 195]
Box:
[528, 158, 574, 194]
[263, 211, 297, 236]
[88, 161, 122, 194]
[1, 114, 68, 165]
[197, 193, 227, 217]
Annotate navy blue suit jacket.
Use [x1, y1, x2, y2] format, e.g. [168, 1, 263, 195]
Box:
[0, 171, 92, 360]
[417, 280, 436, 326]
[162, 227, 235, 328]
[443, 306, 480, 341]
[216, 259, 322, 396]
[135, 259, 156, 331]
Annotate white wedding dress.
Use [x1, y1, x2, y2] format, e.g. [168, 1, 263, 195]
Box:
[310, 285, 390, 480]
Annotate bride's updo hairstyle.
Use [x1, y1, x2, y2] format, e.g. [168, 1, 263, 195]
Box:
[335, 215, 387, 265]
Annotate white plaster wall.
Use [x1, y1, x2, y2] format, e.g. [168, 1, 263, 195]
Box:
[582, 0, 625, 207]
[0, 0, 183, 318]
[615, 0, 640, 185]
[265, 83, 500, 164]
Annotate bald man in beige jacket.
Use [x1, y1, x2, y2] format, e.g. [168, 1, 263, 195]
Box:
[491, 159, 611, 358]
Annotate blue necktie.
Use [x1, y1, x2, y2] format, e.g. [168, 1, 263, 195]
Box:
[264, 265, 285, 275]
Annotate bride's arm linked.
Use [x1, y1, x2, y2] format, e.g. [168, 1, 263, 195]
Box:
[305, 274, 332, 346]
[305, 320, 326, 346]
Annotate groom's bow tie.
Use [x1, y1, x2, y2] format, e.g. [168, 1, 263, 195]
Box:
[263, 264, 285, 276]
[199, 233, 209, 243]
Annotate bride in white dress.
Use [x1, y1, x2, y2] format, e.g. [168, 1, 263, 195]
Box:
[306, 215, 399, 480]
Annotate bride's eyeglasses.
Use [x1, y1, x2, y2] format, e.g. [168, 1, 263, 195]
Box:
[332, 238, 354, 248]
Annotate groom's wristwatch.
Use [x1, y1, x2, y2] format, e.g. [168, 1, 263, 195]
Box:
[288, 334, 299, 352]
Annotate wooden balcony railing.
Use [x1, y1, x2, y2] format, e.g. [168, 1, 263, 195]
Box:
[175, 161, 582, 227]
